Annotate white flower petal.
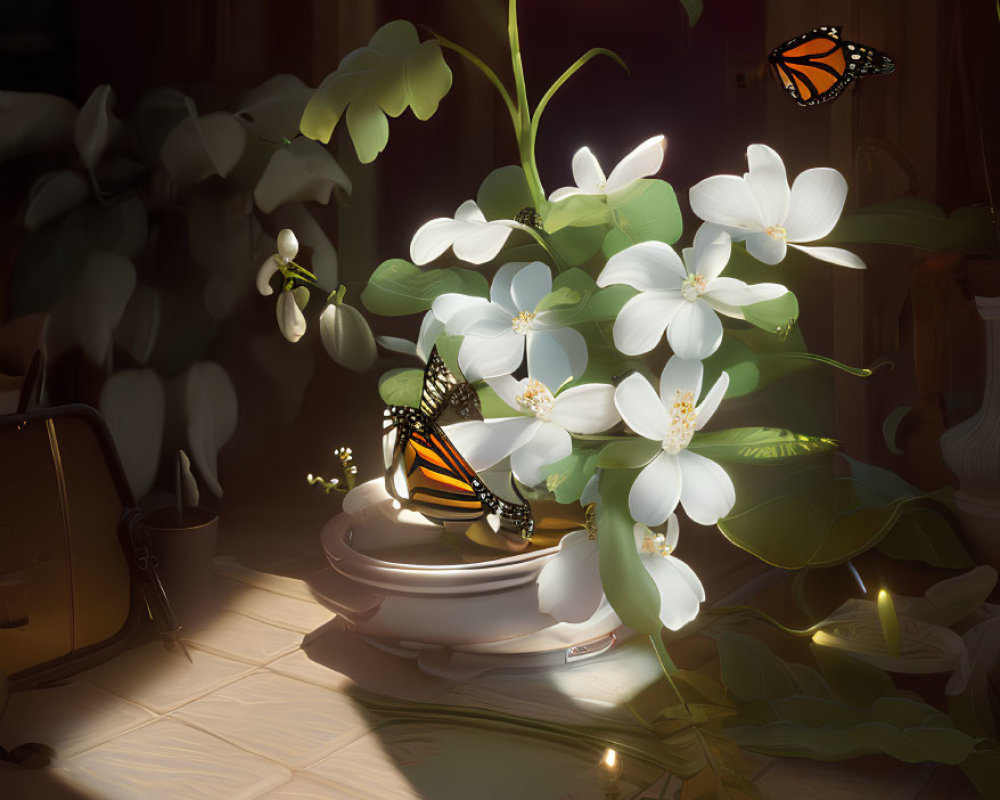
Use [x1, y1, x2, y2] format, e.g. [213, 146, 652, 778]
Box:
[458, 330, 525, 381]
[549, 383, 620, 434]
[664, 514, 680, 552]
[548, 186, 585, 202]
[510, 261, 552, 312]
[689, 174, 765, 230]
[537, 530, 603, 623]
[415, 311, 445, 361]
[704, 277, 787, 311]
[445, 300, 514, 337]
[376, 335, 418, 356]
[745, 230, 787, 264]
[659, 356, 703, 406]
[444, 417, 540, 472]
[598, 241, 686, 291]
[276, 289, 306, 342]
[665, 299, 724, 360]
[453, 222, 513, 264]
[642, 553, 705, 630]
[689, 224, 732, 282]
[276, 229, 298, 261]
[485, 375, 527, 412]
[784, 168, 848, 242]
[612, 292, 685, 356]
[526, 327, 587, 389]
[744, 144, 790, 226]
[454, 199, 487, 223]
[432, 292, 481, 324]
[605, 134, 666, 194]
[580, 474, 600, 507]
[630, 452, 682, 527]
[511, 421, 571, 486]
[256, 255, 279, 296]
[410, 217, 462, 265]
[570, 146, 607, 193]
[615, 373, 668, 441]
[490, 261, 530, 315]
[788, 244, 866, 269]
[676, 449, 735, 525]
[694, 372, 730, 429]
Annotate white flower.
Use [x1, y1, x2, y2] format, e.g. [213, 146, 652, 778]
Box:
[549, 135, 666, 202]
[616, 356, 735, 526]
[410, 200, 530, 266]
[257, 228, 299, 296]
[276, 286, 308, 343]
[444, 374, 619, 487]
[689, 144, 865, 269]
[598, 224, 788, 360]
[432, 261, 588, 389]
[376, 310, 444, 362]
[536, 515, 704, 630]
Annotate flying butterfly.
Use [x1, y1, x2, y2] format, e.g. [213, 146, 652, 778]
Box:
[769, 26, 895, 106]
[382, 347, 535, 538]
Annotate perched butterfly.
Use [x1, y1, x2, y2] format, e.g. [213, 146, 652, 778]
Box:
[769, 26, 895, 106]
[382, 347, 534, 537]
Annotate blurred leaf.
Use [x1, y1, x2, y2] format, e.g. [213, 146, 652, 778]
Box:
[379, 367, 423, 407]
[319, 302, 377, 372]
[161, 111, 248, 186]
[601, 179, 683, 256]
[185, 361, 238, 498]
[906, 566, 997, 627]
[99, 368, 164, 500]
[679, 0, 704, 26]
[72, 251, 137, 365]
[250, 332, 316, 424]
[741, 292, 799, 335]
[254, 137, 351, 213]
[95, 193, 149, 259]
[301, 20, 452, 162]
[24, 170, 89, 229]
[877, 510, 974, 569]
[235, 74, 314, 143]
[828, 197, 999, 258]
[542, 193, 610, 233]
[961, 746, 1000, 800]
[688, 427, 838, 463]
[476, 165, 532, 220]
[177, 450, 199, 509]
[596, 469, 663, 635]
[115, 285, 160, 365]
[882, 405, 911, 456]
[362, 259, 488, 315]
[597, 438, 661, 469]
[75, 84, 118, 172]
[132, 88, 198, 163]
[0, 90, 76, 164]
[541, 450, 599, 504]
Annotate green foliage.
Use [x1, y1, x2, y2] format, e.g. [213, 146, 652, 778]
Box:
[688, 427, 839, 463]
[542, 193, 610, 233]
[541, 450, 599, 503]
[679, 0, 704, 27]
[596, 470, 663, 635]
[300, 20, 453, 163]
[713, 629, 986, 765]
[602, 179, 684, 257]
[597, 438, 662, 469]
[378, 367, 423, 407]
[476, 165, 532, 220]
[741, 292, 799, 335]
[361, 259, 488, 315]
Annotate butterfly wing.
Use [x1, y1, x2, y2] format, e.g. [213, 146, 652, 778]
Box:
[769, 26, 894, 106]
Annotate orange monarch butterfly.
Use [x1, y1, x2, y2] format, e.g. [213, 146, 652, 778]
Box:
[382, 347, 535, 537]
[769, 26, 895, 106]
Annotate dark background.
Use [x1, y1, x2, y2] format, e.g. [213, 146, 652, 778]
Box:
[1, 0, 998, 522]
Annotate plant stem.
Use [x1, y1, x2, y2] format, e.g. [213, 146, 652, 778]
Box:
[704, 604, 825, 637]
[649, 634, 691, 717]
[431, 33, 519, 130]
[520, 224, 567, 271]
[507, 0, 545, 210]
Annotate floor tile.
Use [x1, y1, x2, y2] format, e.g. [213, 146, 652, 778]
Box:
[181, 610, 304, 665]
[58, 718, 290, 800]
[214, 577, 335, 634]
[250, 774, 358, 799]
[0, 764, 99, 800]
[171, 671, 369, 769]
[306, 727, 661, 800]
[213, 558, 325, 603]
[0, 681, 154, 759]
[80, 640, 256, 714]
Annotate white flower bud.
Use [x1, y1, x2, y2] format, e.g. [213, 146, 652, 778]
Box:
[276, 228, 298, 263]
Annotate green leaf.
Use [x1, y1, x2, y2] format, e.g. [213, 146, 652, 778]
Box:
[476, 165, 531, 221]
[546, 270, 636, 325]
[905, 566, 997, 627]
[597, 438, 662, 469]
[378, 367, 423, 406]
[361, 259, 488, 315]
[534, 286, 583, 313]
[827, 197, 999, 258]
[679, 0, 704, 26]
[877, 509, 974, 569]
[701, 339, 761, 399]
[688, 427, 839, 462]
[602, 179, 683, 257]
[741, 292, 799, 335]
[542, 193, 610, 233]
[548, 224, 606, 266]
[597, 470, 663, 635]
[301, 20, 453, 162]
[541, 450, 599, 504]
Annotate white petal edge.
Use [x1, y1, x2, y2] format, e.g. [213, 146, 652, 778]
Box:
[629, 452, 682, 527]
[659, 356, 703, 405]
[615, 372, 668, 441]
[549, 383, 620, 434]
[510, 421, 571, 486]
[784, 168, 848, 242]
[612, 292, 685, 356]
[676, 449, 735, 525]
[744, 143, 790, 227]
[643, 553, 705, 630]
[598, 241, 686, 291]
[688, 174, 765, 230]
[605, 134, 667, 194]
[537, 530, 603, 623]
[665, 298, 724, 360]
[570, 146, 606, 194]
[695, 371, 730, 429]
[789, 244, 866, 269]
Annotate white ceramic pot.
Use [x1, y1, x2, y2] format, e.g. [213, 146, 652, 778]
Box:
[319, 480, 622, 663]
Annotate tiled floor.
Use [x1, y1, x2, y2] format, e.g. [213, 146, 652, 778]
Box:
[0, 517, 982, 799]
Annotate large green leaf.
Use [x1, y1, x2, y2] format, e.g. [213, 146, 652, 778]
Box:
[597, 438, 662, 469]
[378, 367, 422, 407]
[827, 197, 998, 258]
[713, 630, 984, 764]
[741, 292, 799, 335]
[300, 20, 453, 162]
[545, 268, 636, 325]
[542, 193, 610, 233]
[541, 450, 599, 504]
[688, 427, 839, 463]
[476, 165, 531, 221]
[602, 179, 683, 257]
[717, 455, 965, 569]
[361, 259, 488, 315]
[597, 470, 663, 635]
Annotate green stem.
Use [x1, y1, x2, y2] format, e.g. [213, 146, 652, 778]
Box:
[759, 351, 882, 377]
[530, 48, 628, 163]
[705, 605, 826, 637]
[649, 634, 691, 717]
[520, 224, 567, 271]
[507, 0, 545, 209]
[431, 32, 519, 130]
